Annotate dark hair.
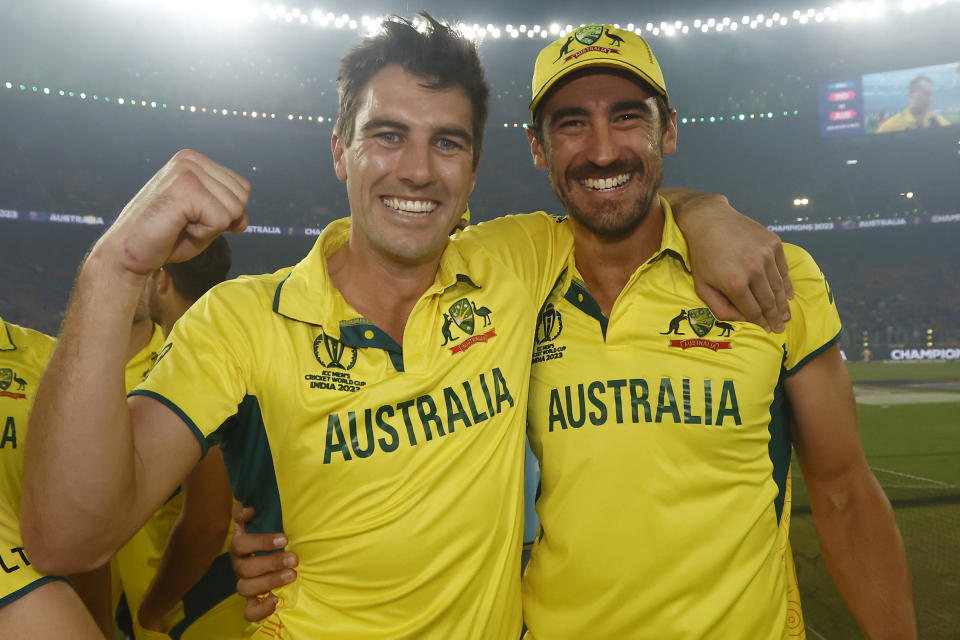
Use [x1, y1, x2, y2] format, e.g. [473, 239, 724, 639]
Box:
[335, 12, 490, 166]
[909, 74, 934, 93]
[531, 71, 670, 145]
[163, 236, 231, 303]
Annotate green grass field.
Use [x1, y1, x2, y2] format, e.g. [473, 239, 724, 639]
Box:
[791, 360, 960, 638]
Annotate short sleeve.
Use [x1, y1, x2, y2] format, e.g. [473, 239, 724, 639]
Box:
[782, 244, 843, 375]
[131, 281, 255, 452]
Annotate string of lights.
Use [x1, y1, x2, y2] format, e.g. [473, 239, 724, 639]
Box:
[110, 0, 958, 40]
[2, 80, 804, 128]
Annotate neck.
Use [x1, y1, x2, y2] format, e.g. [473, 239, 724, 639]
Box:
[127, 315, 155, 361]
[160, 298, 191, 338]
[327, 240, 443, 344]
[571, 197, 665, 317]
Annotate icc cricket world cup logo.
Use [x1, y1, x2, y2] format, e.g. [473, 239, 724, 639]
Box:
[314, 330, 358, 370]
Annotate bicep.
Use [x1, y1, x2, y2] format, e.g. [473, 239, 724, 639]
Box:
[784, 345, 869, 485]
[127, 394, 205, 527]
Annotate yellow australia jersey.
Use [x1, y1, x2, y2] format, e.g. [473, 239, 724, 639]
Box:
[133, 215, 571, 639]
[522, 199, 841, 639]
[0, 316, 64, 607]
[876, 107, 950, 132]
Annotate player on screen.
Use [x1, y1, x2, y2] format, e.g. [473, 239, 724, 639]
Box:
[877, 74, 951, 132]
[23, 14, 794, 639]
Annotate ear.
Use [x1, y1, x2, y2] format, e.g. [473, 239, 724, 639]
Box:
[526, 126, 548, 171]
[154, 269, 172, 295]
[331, 133, 347, 183]
[661, 108, 678, 156]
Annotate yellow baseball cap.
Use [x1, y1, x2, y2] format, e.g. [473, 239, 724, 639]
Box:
[530, 24, 668, 114]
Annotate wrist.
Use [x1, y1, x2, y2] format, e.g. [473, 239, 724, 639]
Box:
[82, 242, 152, 294]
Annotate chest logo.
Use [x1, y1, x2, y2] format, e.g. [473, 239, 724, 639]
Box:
[532, 302, 567, 364]
[314, 330, 358, 370]
[442, 297, 497, 354]
[661, 308, 734, 351]
[0, 369, 27, 400]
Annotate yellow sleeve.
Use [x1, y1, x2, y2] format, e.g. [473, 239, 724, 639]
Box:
[782, 244, 843, 374]
[131, 280, 259, 452]
[455, 212, 573, 305]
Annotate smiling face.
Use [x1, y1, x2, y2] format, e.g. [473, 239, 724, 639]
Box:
[332, 65, 478, 267]
[528, 69, 677, 239]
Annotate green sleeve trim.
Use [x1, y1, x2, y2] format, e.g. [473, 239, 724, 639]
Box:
[0, 575, 70, 608]
[128, 389, 209, 457]
[783, 328, 843, 378]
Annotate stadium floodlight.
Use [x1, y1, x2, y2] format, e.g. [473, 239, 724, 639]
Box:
[43, 87, 50, 94]
[549, 23, 560, 34]
[118, 97, 125, 104]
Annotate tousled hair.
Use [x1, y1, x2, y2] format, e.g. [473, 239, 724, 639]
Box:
[335, 12, 490, 166]
[163, 235, 231, 303]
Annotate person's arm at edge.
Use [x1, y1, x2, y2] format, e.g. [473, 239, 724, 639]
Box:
[785, 345, 917, 639]
[22, 150, 250, 574]
[662, 187, 793, 333]
[137, 447, 234, 632]
[230, 504, 297, 622]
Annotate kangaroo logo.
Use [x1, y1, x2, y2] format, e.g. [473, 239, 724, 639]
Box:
[313, 330, 358, 370]
[660, 310, 687, 335]
[555, 35, 575, 61]
[604, 28, 624, 46]
[715, 320, 734, 337]
[535, 303, 563, 344]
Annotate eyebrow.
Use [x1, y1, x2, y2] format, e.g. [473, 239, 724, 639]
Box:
[361, 119, 473, 146]
[549, 100, 654, 123]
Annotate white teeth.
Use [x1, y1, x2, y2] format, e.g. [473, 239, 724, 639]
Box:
[580, 173, 632, 191]
[381, 197, 438, 214]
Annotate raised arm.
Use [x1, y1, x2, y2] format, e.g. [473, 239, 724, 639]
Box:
[663, 188, 792, 333]
[785, 346, 917, 639]
[21, 150, 250, 574]
[137, 447, 234, 632]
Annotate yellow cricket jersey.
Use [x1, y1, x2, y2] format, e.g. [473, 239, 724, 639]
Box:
[522, 199, 840, 639]
[876, 107, 950, 132]
[119, 323, 246, 639]
[0, 315, 64, 607]
[133, 215, 571, 639]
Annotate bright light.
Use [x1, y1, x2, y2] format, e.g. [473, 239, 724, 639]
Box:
[549, 23, 560, 34]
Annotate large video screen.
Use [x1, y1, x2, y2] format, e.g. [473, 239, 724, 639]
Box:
[820, 61, 960, 137]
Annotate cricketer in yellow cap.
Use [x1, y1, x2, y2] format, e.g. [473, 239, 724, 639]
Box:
[521, 23, 916, 640]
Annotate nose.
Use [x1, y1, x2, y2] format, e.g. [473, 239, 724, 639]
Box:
[396, 138, 434, 186]
[585, 121, 618, 167]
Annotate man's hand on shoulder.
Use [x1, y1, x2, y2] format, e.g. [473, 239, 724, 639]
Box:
[665, 189, 793, 333]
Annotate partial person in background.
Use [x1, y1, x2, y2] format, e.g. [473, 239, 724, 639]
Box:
[877, 74, 950, 132]
[0, 314, 104, 638]
[115, 236, 247, 640]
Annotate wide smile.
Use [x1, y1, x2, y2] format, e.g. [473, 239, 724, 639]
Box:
[381, 196, 438, 217]
[578, 172, 634, 193]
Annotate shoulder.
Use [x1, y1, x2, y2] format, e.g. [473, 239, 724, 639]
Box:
[455, 212, 568, 247]
[2, 321, 55, 367]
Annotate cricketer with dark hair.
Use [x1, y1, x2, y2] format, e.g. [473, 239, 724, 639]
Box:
[24, 15, 794, 638]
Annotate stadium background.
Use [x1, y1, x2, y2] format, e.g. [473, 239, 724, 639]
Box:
[1, 1, 957, 637]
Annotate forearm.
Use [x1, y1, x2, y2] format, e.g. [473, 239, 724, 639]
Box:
[69, 564, 115, 638]
[23, 247, 152, 571]
[140, 512, 229, 623]
[659, 187, 727, 211]
[809, 471, 917, 639]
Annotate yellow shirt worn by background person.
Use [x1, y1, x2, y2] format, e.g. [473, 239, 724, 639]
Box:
[134, 215, 571, 639]
[876, 107, 950, 132]
[522, 200, 840, 639]
[0, 317, 63, 606]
